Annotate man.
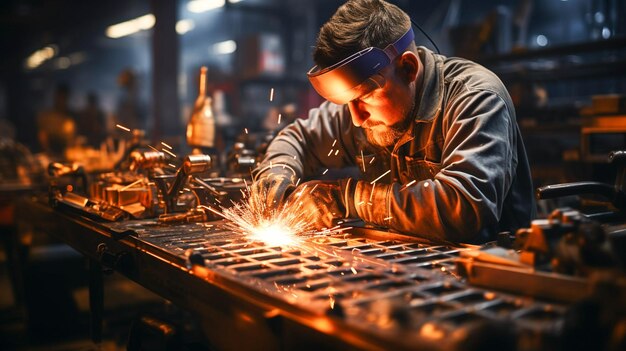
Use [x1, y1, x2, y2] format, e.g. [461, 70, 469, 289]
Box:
[250, 0, 534, 244]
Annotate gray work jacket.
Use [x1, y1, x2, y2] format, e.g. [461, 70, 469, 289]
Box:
[255, 47, 535, 244]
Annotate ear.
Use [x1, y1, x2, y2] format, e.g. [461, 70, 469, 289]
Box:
[397, 51, 419, 83]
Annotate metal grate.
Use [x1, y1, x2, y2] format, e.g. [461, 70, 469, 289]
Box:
[110, 220, 566, 349]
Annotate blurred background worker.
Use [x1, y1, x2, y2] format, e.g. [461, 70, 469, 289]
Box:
[113, 68, 145, 131]
[76, 92, 107, 148]
[36, 84, 76, 161]
[250, 0, 534, 244]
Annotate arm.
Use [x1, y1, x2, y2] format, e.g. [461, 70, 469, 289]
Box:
[252, 101, 360, 182]
[250, 101, 360, 210]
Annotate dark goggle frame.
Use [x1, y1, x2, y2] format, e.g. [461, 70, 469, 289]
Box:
[307, 27, 415, 104]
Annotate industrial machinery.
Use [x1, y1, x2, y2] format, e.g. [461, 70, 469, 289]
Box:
[47, 127, 246, 225]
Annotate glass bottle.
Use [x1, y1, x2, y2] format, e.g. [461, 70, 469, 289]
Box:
[186, 66, 215, 151]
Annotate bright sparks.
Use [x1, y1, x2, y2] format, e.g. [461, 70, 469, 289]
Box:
[370, 170, 390, 184]
[219, 186, 315, 247]
[360, 150, 366, 172]
[250, 223, 295, 246]
[116, 124, 131, 132]
[162, 148, 177, 158]
[401, 179, 417, 190]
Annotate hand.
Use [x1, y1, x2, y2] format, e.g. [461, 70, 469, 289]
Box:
[249, 173, 296, 215]
[286, 178, 356, 230]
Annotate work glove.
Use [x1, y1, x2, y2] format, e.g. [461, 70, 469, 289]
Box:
[249, 171, 297, 216]
[286, 178, 357, 230]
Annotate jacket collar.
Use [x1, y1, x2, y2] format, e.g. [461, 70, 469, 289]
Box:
[413, 46, 444, 123]
[391, 47, 444, 151]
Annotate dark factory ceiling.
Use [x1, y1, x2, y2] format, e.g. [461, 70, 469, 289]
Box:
[0, 0, 149, 74]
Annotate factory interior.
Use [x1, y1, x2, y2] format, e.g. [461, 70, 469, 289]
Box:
[1, 0, 626, 350]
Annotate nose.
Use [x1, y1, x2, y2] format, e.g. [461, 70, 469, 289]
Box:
[348, 100, 370, 127]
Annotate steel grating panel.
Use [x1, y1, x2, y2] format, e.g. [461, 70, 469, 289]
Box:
[104, 219, 566, 350]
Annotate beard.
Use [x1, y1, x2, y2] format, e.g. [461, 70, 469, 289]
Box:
[362, 101, 415, 147]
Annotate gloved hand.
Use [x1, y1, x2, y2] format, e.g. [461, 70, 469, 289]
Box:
[249, 172, 296, 215]
[286, 178, 357, 230]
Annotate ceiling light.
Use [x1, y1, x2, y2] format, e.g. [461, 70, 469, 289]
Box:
[212, 40, 237, 55]
[25, 45, 57, 70]
[536, 35, 548, 47]
[177, 19, 195, 35]
[55, 57, 71, 70]
[187, 0, 225, 13]
[106, 14, 155, 39]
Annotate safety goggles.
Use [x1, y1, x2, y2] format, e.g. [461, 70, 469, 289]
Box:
[307, 27, 415, 105]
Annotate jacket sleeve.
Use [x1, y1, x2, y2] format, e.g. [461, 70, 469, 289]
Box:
[354, 89, 517, 243]
[252, 101, 360, 181]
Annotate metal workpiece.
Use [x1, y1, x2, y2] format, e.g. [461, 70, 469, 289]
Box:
[88, 171, 160, 219]
[183, 154, 212, 174]
[129, 150, 166, 172]
[100, 219, 567, 351]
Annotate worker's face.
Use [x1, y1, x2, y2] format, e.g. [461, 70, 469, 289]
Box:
[347, 52, 420, 147]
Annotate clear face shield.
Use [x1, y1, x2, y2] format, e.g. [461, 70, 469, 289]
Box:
[307, 27, 415, 105]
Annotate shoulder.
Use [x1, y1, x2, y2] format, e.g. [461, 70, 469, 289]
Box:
[306, 101, 352, 127]
[308, 101, 347, 119]
[442, 56, 509, 99]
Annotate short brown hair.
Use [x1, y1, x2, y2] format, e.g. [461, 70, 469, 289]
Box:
[313, 0, 411, 68]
